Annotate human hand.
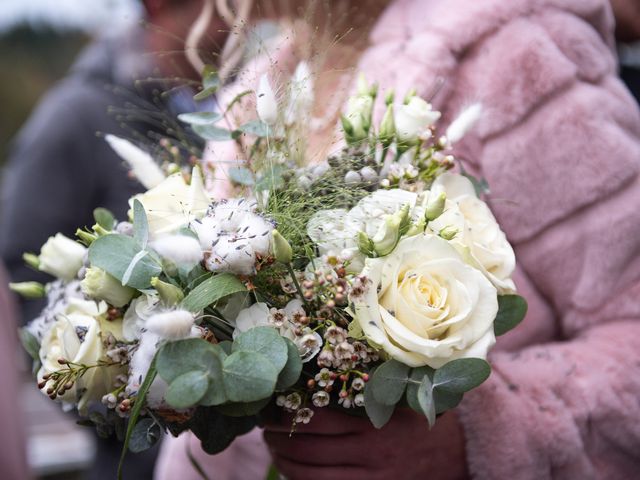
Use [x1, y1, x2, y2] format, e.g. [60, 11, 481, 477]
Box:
[263, 407, 468, 480]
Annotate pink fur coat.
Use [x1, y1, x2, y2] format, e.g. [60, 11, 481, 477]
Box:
[155, 0, 640, 478]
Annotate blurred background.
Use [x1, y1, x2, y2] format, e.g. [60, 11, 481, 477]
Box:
[0, 0, 638, 479]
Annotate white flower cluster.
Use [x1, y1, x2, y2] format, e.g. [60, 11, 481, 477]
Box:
[192, 199, 274, 276]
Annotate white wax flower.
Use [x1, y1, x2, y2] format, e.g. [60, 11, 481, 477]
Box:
[394, 96, 441, 144]
[257, 74, 278, 125]
[132, 166, 211, 236]
[352, 234, 498, 368]
[104, 134, 165, 189]
[37, 299, 125, 414]
[38, 234, 87, 281]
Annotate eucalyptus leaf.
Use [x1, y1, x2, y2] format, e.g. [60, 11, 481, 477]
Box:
[189, 407, 257, 455]
[275, 338, 303, 390]
[222, 351, 278, 402]
[165, 371, 210, 409]
[228, 167, 255, 186]
[129, 418, 161, 453]
[156, 338, 224, 384]
[215, 397, 270, 417]
[417, 375, 436, 428]
[494, 294, 528, 336]
[432, 358, 491, 393]
[406, 366, 433, 413]
[89, 234, 161, 289]
[236, 120, 271, 137]
[193, 87, 218, 101]
[19, 328, 40, 362]
[177, 112, 222, 125]
[181, 273, 246, 313]
[94, 208, 115, 230]
[202, 65, 220, 90]
[232, 327, 288, 372]
[433, 389, 463, 414]
[363, 382, 395, 429]
[192, 124, 232, 142]
[132, 200, 149, 248]
[370, 359, 410, 406]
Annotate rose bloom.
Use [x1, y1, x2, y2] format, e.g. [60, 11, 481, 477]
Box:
[429, 173, 516, 293]
[352, 234, 498, 368]
[38, 233, 87, 281]
[38, 298, 125, 413]
[132, 166, 211, 236]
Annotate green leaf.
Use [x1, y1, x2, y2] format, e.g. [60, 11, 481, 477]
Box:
[156, 338, 224, 383]
[202, 65, 220, 90]
[122, 250, 150, 286]
[406, 366, 432, 413]
[181, 273, 246, 313]
[228, 167, 255, 186]
[218, 340, 233, 357]
[233, 327, 288, 372]
[434, 389, 464, 414]
[132, 200, 149, 248]
[363, 381, 395, 429]
[177, 112, 223, 125]
[89, 234, 161, 289]
[189, 407, 256, 455]
[494, 294, 528, 336]
[215, 397, 270, 417]
[19, 328, 40, 362]
[94, 208, 115, 230]
[193, 87, 218, 101]
[236, 120, 271, 137]
[433, 358, 491, 393]
[275, 338, 303, 390]
[417, 375, 436, 428]
[192, 124, 232, 141]
[165, 371, 210, 409]
[118, 355, 157, 480]
[222, 351, 278, 402]
[370, 359, 410, 406]
[265, 465, 281, 480]
[129, 418, 161, 453]
[224, 89, 252, 113]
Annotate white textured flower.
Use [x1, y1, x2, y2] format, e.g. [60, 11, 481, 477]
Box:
[122, 295, 160, 341]
[104, 134, 165, 189]
[445, 103, 482, 145]
[145, 309, 195, 340]
[430, 173, 516, 293]
[38, 234, 86, 281]
[81, 267, 136, 308]
[192, 199, 273, 276]
[37, 299, 125, 413]
[26, 280, 84, 341]
[352, 234, 498, 368]
[257, 74, 278, 125]
[150, 234, 203, 267]
[394, 97, 441, 144]
[132, 166, 211, 236]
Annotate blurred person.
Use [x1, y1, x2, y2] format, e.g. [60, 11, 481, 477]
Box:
[0, 264, 30, 480]
[156, 0, 640, 479]
[0, 1, 229, 479]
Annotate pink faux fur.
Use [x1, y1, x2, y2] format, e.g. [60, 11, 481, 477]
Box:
[155, 0, 640, 478]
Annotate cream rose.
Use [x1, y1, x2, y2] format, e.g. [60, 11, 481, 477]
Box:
[430, 173, 516, 293]
[352, 234, 498, 368]
[394, 97, 441, 144]
[38, 298, 125, 413]
[132, 166, 211, 236]
[38, 234, 87, 281]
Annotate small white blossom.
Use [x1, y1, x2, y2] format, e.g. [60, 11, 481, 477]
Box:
[315, 368, 334, 388]
[284, 393, 302, 411]
[351, 378, 366, 391]
[295, 408, 314, 424]
[354, 393, 365, 407]
[339, 395, 353, 409]
[276, 395, 286, 407]
[324, 326, 347, 345]
[312, 391, 330, 407]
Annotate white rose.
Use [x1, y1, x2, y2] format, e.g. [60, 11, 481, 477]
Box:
[132, 166, 211, 236]
[394, 97, 441, 144]
[430, 173, 516, 293]
[38, 234, 86, 281]
[352, 234, 498, 368]
[38, 299, 125, 414]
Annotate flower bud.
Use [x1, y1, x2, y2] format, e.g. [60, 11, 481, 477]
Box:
[76, 228, 97, 246]
[271, 230, 293, 264]
[9, 282, 45, 299]
[425, 192, 446, 221]
[256, 74, 278, 125]
[81, 267, 136, 307]
[38, 234, 87, 281]
[379, 104, 396, 147]
[151, 277, 184, 306]
[403, 88, 417, 105]
[384, 89, 395, 106]
[439, 225, 459, 241]
[22, 253, 40, 270]
[344, 95, 373, 144]
[372, 205, 410, 257]
[357, 231, 375, 257]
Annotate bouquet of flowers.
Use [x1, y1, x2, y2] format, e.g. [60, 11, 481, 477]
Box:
[12, 65, 526, 477]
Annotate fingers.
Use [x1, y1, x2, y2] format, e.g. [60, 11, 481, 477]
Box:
[263, 408, 372, 435]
